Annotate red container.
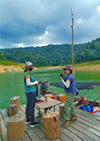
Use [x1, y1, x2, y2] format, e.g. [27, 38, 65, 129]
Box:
[37, 100, 44, 103]
[91, 109, 96, 114]
[51, 96, 56, 99]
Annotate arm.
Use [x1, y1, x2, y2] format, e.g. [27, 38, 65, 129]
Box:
[62, 79, 71, 88]
[26, 76, 38, 86]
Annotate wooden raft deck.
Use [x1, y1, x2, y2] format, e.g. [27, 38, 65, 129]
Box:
[0, 105, 100, 141]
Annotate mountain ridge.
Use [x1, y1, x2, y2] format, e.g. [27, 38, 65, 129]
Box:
[0, 38, 100, 66]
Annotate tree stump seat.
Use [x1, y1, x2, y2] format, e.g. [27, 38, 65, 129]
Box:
[42, 112, 61, 139]
[11, 96, 21, 110]
[7, 104, 18, 116]
[7, 113, 25, 140]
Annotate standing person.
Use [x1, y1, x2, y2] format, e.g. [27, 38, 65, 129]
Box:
[61, 65, 78, 127]
[24, 61, 39, 127]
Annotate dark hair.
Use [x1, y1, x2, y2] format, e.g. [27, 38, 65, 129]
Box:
[24, 69, 27, 72]
[70, 70, 73, 73]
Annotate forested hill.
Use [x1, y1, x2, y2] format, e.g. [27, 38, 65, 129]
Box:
[0, 38, 100, 66]
[0, 44, 80, 66]
[75, 38, 100, 63]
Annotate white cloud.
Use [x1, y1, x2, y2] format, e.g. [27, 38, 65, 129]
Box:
[0, 0, 100, 48]
[97, 5, 100, 11]
[76, 19, 82, 24]
[16, 43, 24, 47]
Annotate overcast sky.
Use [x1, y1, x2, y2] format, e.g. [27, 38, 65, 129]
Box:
[0, 0, 100, 48]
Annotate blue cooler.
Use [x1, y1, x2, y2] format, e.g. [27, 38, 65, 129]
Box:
[80, 104, 94, 112]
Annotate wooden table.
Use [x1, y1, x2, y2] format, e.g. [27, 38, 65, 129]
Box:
[36, 97, 61, 121]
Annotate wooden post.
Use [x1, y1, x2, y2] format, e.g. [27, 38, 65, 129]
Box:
[7, 113, 25, 140]
[0, 118, 2, 136]
[11, 96, 21, 110]
[59, 104, 64, 118]
[7, 104, 18, 116]
[71, 8, 75, 76]
[71, 8, 74, 66]
[42, 112, 61, 139]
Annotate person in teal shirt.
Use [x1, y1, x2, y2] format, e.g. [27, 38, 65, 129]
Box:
[24, 61, 39, 127]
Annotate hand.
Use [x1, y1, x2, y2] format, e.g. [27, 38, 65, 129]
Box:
[76, 92, 79, 95]
[62, 78, 64, 81]
[62, 76, 64, 79]
[35, 81, 39, 85]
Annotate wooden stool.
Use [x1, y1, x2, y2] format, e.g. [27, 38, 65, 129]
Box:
[42, 112, 61, 139]
[59, 104, 64, 118]
[0, 118, 2, 136]
[7, 104, 18, 116]
[11, 96, 21, 110]
[7, 113, 25, 140]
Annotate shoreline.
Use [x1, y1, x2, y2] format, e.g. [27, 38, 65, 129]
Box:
[1, 63, 100, 73]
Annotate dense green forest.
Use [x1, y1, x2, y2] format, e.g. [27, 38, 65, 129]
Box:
[0, 38, 100, 66]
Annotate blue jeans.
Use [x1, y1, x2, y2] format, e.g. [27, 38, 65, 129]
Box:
[26, 92, 36, 124]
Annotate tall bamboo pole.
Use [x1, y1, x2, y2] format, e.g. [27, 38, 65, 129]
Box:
[71, 8, 74, 66]
[71, 9, 75, 75]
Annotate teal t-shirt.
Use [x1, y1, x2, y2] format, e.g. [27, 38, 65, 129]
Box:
[24, 72, 36, 94]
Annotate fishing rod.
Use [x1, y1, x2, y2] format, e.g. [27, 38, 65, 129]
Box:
[93, 85, 100, 102]
[82, 85, 100, 102]
[77, 85, 100, 105]
[81, 85, 95, 96]
[94, 85, 99, 101]
[94, 96, 100, 102]
[74, 85, 95, 104]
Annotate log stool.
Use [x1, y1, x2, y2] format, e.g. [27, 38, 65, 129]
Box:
[59, 104, 64, 118]
[7, 104, 18, 116]
[0, 118, 2, 136]
[7, 113, 25, 140]
[42, 112, 61, 139]
[11, 96, 21, 110]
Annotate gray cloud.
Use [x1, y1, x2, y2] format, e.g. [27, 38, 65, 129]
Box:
[0, 0, 100, 48]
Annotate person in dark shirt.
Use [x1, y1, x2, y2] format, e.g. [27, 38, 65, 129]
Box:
[61, 65, 78, 127]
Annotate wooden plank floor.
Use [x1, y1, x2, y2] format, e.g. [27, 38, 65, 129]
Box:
[0, 105, 100, 141]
